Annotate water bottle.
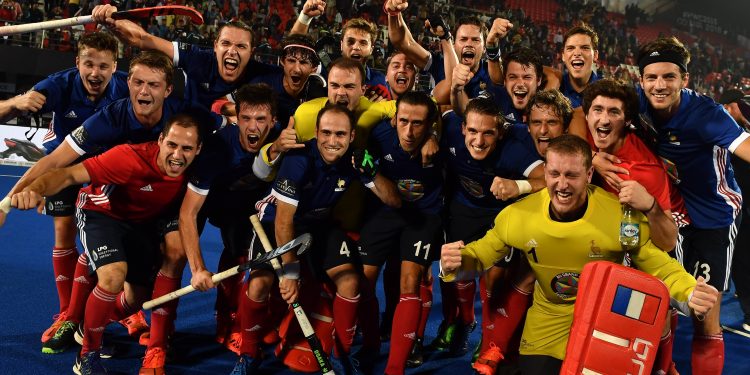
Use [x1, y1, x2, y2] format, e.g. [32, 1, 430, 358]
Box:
[619, 204, 640, 250]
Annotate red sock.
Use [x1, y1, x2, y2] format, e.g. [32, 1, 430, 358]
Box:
[333, 293, 360, 355]
[479, 277, 493, 354]
[215, 251, 246, 316]
[82, 285, 118, 354]
[456, 280, 476, 324]
[488, 285, 531, 353]
[438, 280, 458, 324]
[385, 293, 421, 375]
[417, 281, 433, 338]
[52, 246, 78, 314]
[239, 282, 268, 358]
[691, 333, 724, 375]
[148, 272, 181, 350]
[68, 253, 96, 323]
[111, 291, 137, 322]
[358, 282, 381, 351]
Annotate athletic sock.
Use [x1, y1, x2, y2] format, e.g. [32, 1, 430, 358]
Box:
[479, 277, 493, 354]
[488, 285, 531, 353]
[417, 281, 433, 338]
[358, 282, 381, 351]
[385, 293, 421, 375]
[691, 333, 724, 375]
[52, 246, 78, 314]
[438, 279, 458, 324]
[111, 290, 137, 322]
[215, 251, 245, 317]
[333, 293, 360, 355]
[239, 282, 268, 358]
[82, 285, 118, 355]
[456, 280, 476, 324]
[147, 272, 181, 350]
[68, 253, 96, 323]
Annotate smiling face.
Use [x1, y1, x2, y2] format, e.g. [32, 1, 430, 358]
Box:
[316, 110, 355, 164]
[328, 66, 365, 111]
[640, 62, 687, 119]
[586, 95, 627, 154]
[157, 123, 201, 177]
[340, 28, 373, 64]
[562, 33, 598, 83]
[454, 24, 484, 72]
[463, 111, 501, 160]
[528, 104, 565, 157]
[395, 102, 430, 153]
[505, 61, 541, 111]
[281, 53, 315, 97]
[385, 53, 417, 98]
[76, 47, 117, 101]
[236, 103, 274, 153]
[214, 26, 253, 84]
[127, 64, 173, 125]
[544, 150, 592, 221]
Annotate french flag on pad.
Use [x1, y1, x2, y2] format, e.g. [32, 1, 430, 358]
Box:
[611, 285, 662, 325]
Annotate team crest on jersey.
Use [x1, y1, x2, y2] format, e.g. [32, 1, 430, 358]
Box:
[397, 179, 425, 201]
[588, 240, 604, 258]
[660, 157, 681, 185]
[335, 179, 347, 192]
[275, 179, 297, 196]
[667, 132, 680, 145]
[459, 175, 484, 198]
[551, 272, 579, 300]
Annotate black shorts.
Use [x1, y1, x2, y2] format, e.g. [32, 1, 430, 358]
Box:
[44, 184, 82, 217]
[77, 209, 163, 287]
[249, 220, 360, 280]
[518, 354, 562, 375]
[675, 213, 741, 292]
[446, 200, 517, 267]
[199, 188, 261, 258]
[358, 208, 443, 267]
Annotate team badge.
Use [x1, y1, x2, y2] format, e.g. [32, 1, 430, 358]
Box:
[551, 272, 579, 300]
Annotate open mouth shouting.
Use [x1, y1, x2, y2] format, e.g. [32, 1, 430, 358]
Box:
[86, 77, 104, 93]
[335, 97, 350, 108]
[461, 50, 476, 66]
[350, 53, 364, 63]
[245, 132, 261, 151]
[393, 73, 409, 89]
[554, 189, 573, 204]
[135, 97, 154, 111]
[570, 58, 585, 72]
[222, 56, 241, 79]
[512, 86, 529, 107]
[166, 157, 186, 174]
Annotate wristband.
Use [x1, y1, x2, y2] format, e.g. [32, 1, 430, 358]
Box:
[281, 261, 301, 280]
[0, 196, 10, 214]
[383, 2, 400, 16]
[645, 197, 657, 214]
[298, 12, 313, 26]
[486, 45, 501, 61]
[514, 180, 532, 195]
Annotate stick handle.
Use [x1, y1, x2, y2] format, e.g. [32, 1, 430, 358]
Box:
[142, 265, 241, 310]
[0, 16, 94, 36]
[0, 196, 9, 214]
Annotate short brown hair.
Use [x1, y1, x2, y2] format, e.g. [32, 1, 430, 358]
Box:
[162, 112, 203, 145]
[465, 97, 505, 130]
[328, 57, 366, 85]
[637, 36, 690, 76]
[129, 51, 174, 86]
[563, 23, 598, 50]
[547, 134, 592, 169]
[233, 83, 277, 118]
[453, 16, 488, 41]
[317, 103, 355, 131]
[526, 90, 573, 131]
[342, 18, 377, 44]
[582, 79, 639, 122]
[217, 21, 254, 47]
[78, 31, 119, 58]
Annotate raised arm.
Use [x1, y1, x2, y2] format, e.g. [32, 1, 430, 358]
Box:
[91, 5, 175, 59]
[290, 0, 326, 35]
[0, 90, 46, 124]
[386, 0, 431, 70]
[485, 18, 513, 85]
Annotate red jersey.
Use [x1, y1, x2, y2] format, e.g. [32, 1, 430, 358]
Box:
[79, 142, 187, 222]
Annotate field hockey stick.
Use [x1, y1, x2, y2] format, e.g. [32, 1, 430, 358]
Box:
[722, 325, 750, 339]
[0, 5, 204, 36]
[142, 232, 312, 310]
[249, 215, 335, 375]
[0, 196, 10, 227]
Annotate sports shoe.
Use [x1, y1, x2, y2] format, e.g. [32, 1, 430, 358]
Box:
[73, 351, 107, 375]
[331, 354, 361, 375]
[120, 310, 150, 339]
[42, 320, 78, 354]
[352, 348, 378, 375]
[406, 338, 424, 368]
[449, 320, 477, 356]
[429, 320, 456, 351]
[138, 347, 166, 375]
[230, 354, 262, 375]
[472, 344, 504, 375]
[74, 325, 114, 359]
[41, 312, 69, 343]
[225, 332, 242, 355]
[471, 338, 481, 363]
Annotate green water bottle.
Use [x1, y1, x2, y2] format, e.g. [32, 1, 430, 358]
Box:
[619, 204, 640, 250]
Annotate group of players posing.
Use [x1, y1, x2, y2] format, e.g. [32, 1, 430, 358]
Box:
[1, 0, 748, 374]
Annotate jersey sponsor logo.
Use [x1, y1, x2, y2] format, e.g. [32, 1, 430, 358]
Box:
[70, 126, 88, 146]
[550, 271, 579, 300]
[459, 175, 485, 198]
[178, 42, 190, 51]
[397, 179, 425, 201]
[65, 110, 77, 119]
[275, 178, 297, 196]
[335, 178, 347, 192]
[140, 184, 153, 192]
[384, 154, 394, 162]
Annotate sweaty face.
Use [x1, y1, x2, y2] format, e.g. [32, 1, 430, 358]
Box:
[316, 111, 354, 164]
[528, 104, 565, 157]
[341, 28, 373, 63]
[544, 150, 592, 221]
[505, 61, 541, 111]
[76, 47, 117, 100]
[586, 96, 627, 155]
[640, 62, 687, 119]
[454, 24, 484, 72]
[128, 64, 173, 123]
[236, 103, 273, 153]
[385, 53, 417, 98]
[462, 111, 501, 160]
[562, 34, 597, 82]
[214, 26, 253, 84]
[328, 67, 365, 111]
[157, 124, 201, 177]
[281, 53, 315, 96]
[395, 102, 430, 153]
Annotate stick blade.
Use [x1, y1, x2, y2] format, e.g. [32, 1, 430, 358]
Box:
[240, 233, 313, 272]
[113, 5, 204, 25]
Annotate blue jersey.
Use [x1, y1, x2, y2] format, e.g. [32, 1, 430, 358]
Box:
[442, 111, 542, 210]
[560, 71, 600, 108]
[34, 68, 129, 153]
[250, 70, 324, 128]
[257, 139, 367, 225]
[639, 87, 748, 228]
[173, 42, 277, 109]
[483, 84, 524, 123]
[369, 121, 444, 214]
[65, 97, 223, 157]
[188, 124, 266, 195]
